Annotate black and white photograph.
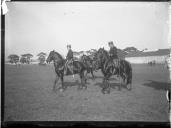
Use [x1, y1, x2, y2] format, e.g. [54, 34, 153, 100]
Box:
[3, 1, 171, 122]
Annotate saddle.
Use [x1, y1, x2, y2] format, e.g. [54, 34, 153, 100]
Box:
[112, 58, 119, 67]
[64, 59, 74, 75]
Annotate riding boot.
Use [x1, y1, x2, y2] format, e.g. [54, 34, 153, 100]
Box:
[68, 62, 74, 78]
[64, 67, 66, 75]
[64, 62, 68, 75]
[71, 60, 74, 78]
[71, 66, 74, 78]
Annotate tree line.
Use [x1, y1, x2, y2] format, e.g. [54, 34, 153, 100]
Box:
[8, 52, 47, 64]
[7, 47, 142, 64]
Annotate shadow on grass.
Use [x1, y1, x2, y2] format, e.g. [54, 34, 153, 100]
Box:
[63, 80, 90, 88]
[143, 80, 171, 91]
[90, 75, 118, 80]
[94, 81, 127, 90]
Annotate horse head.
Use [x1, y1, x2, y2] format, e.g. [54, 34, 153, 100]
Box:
[93, 48, 105, 70]
[46, 50, 63, 64]
[46, 50, 55, 63]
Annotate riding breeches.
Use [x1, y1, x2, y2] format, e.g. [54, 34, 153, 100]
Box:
[65, 60, 74, 74]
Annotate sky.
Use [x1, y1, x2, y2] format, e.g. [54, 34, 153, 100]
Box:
[5, 2, 170, 59]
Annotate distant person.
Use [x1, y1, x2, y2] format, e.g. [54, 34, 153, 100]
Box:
[65, 44, 74, 77]
[108, 41, 118, 60]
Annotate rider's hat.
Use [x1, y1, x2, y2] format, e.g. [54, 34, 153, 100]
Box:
[108, 41, 113, 45]
[67, 44, 71, 48]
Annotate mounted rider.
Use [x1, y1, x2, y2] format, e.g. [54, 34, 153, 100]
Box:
[65, 44, 74, 77]
[108, 41, 119, 74]
[108, 41, 118, 59]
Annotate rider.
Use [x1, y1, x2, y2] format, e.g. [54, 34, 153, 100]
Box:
[108, 41, 118, 59]
[108, 41, 119, 75]
[65, 44, 74, 77]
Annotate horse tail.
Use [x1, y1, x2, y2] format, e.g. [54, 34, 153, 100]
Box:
[127, 62, 132, 85]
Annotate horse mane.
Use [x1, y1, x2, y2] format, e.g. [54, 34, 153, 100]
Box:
[103, 49, 109, 57]
[54, 51, 64, 60]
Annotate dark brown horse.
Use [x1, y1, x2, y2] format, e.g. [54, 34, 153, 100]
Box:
[94, 48, 132, 94]
[80, 54, 96, 80]
[46, 50, 87, 92]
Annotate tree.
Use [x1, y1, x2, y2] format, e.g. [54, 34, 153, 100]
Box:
[20, 56, 27, 64]
[8, 54, 19, 64]
[21, 53, 33, 64]
[141, 48, 148, 52]
[37, 52, 47, 57]
[37, 52, 47, 64]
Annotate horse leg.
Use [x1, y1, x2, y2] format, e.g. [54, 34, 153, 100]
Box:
[102, 78, 106, 94]
[53, 76, 59, 91]
[59, 75, 65, 92]
[118, 74, 122, 91]
[91, 69, 95, 80]
[128, 83, 132, 91]
[119, 74, 124, 91]
[126, 79, 132, 91]
[105, 79, 110, 94]
[126, 75, 132, 91]
[102, 81, 110, 94]
[118, 70, 126, 91]
[78, 70, 87, 90]
[106, 76, 111, 94]
[78, 72, 84, 90]
[125, 67, 132, 91]
[84, 70, 88, 84]
[82, 71, 87, 90]
[102, 78, 106, 89]
[102, 77, 110, 94]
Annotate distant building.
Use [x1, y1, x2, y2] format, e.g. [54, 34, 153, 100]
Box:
[125, 49, 170, 64]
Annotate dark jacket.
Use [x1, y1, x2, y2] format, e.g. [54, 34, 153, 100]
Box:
[109, 46, 118, 59]
[66, 49, 73, 60]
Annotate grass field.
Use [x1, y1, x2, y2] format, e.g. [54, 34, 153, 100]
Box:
[4, 64, 171, 121]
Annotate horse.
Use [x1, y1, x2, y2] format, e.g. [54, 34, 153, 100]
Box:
[80, 54, 96, 80]
[46, 50, 88, 92]
[94, 48, 132, 94]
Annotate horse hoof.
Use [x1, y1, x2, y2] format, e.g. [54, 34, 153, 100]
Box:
[127, 84, 132, 91]
[127, 86, 132, 91]
[102, 89, 110, 94]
